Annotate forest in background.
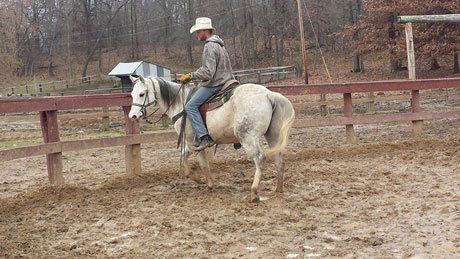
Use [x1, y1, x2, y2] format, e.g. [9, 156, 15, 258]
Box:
[0, 0, 459, 86]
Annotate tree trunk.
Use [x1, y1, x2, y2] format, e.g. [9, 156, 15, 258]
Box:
[229, 0, 238, 66]
[248, 1, 256, 64]
[350, 0, 363, 73]
[186, 0, 194, 66]
[279, 37, 284, 66]
[130, 0, 139, 60]
[66, 12, 72, 79]
[82, 0, 129, 77]
[388, 14, 402, 73]
[352, 56, 364, 73]
[390, 57, 403, 72]
[454, 52, 459, 74]
[275, 35, 280, 66]
[430, 58, 441, 70]
[98, 47, 102, 74]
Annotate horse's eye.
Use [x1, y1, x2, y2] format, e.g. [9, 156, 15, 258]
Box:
[139, 92, 145, 97]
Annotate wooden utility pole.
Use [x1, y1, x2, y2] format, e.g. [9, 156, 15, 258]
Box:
[396, 14, 460, 136]
[404, 22, 422, 136]
[296, 0, 308, 84]
[405, 23, 416, 80]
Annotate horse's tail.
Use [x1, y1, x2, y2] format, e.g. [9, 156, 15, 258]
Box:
[265, 92, 295, 156]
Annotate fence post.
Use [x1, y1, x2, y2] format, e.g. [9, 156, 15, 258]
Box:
[102, 106, 110, 131]
[34, 75, 38, 96]
[411, 90, 423, 136]
[320, 94, 328, 116]
[40, 110, 64, 185]
[405, 22, 423, 136]
[343, 93, 355, 144]
[123, 106, 141, 175]
[367, 92, 376, 114]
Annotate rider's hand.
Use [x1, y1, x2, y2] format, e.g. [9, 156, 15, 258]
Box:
[180, 73, 192, 84]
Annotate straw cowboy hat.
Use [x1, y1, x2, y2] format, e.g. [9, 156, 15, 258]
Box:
[190, 17, 215, 34]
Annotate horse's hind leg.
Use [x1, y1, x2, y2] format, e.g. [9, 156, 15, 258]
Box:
[265, 127, 285, 192]
[241, 137, 265, 202]
[273, 153, 285, 192]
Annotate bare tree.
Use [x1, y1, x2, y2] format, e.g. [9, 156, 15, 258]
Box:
[80, 0, 129, 77]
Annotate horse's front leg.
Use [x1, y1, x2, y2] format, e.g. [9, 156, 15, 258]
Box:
[197, 149, 214, 189]
[182, 146, 204, 184]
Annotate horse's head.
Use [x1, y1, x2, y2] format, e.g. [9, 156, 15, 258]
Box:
[129, 75, 157, 120]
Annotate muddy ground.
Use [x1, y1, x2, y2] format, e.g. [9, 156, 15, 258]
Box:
[0, 89, 459, 258]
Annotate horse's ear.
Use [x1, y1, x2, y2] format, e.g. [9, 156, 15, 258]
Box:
[139, 75, 146, 84]
[130, 75, 139, 83]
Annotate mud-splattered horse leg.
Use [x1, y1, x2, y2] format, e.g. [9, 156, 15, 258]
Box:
[197, 150, 214, 188]
[240, 137, 266, 202]
[272, 153, 285, 192]
[265, 132, 285, 193]
[182, 146, 204, 184]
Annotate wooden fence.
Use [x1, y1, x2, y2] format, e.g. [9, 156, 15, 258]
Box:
[1, 77, 459, 185]
[233, 66, 297, 84]
[4, 66, 296, 97]
[172, 66, 297, 85]
[3, 75, 119, 97]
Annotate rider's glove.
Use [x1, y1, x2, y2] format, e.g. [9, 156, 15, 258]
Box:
[180, 73, 192, 84]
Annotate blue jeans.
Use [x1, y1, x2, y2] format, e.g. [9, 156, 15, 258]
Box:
[185, 86, 221, 138]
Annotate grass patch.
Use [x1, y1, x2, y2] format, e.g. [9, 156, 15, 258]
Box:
[0, 138, 43, 150]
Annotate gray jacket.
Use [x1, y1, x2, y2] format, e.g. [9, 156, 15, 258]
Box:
[191, 35, 234, 88]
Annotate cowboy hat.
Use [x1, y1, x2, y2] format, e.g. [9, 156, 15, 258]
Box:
[190, 17, 215, 34]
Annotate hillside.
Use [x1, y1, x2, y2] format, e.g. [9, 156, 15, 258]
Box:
[1, 44, 458, 93]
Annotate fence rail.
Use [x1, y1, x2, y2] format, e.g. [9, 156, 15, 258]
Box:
[234, 66, 297, 84]
[3, 75, 119, 97]
[1, 77, 459, 185]
[4, 66, 296, 97]
[172, 66, 297, 85]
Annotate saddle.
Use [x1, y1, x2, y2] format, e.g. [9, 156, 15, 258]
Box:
[172, 79, 241, 150]
[199, 79, 240, 125]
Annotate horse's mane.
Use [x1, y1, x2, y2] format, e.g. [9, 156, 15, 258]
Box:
[154, 77, 191, 111]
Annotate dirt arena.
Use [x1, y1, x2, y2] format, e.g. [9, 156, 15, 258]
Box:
[1, 90, 460, 258]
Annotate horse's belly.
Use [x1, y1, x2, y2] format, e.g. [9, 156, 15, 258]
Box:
[206, 104, 237, 144]
[207, 119, 237, 144]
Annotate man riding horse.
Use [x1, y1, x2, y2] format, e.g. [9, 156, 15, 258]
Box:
[180, 17, 234, 151]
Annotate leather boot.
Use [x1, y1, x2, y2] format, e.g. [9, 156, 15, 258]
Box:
[194, 134, 215, 151]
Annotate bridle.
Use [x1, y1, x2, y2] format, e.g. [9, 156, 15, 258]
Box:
[131, 78, 159, 119]
[131, 77, 185, 123]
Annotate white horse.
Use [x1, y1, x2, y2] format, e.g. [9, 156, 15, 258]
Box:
[128, 76, 295, 202]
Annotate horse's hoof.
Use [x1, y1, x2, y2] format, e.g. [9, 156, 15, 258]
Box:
[250, 194, 260, 203]
[207, 183, 214, 189]
[275, 185, 284, 193]
[188, 174, 205, 184]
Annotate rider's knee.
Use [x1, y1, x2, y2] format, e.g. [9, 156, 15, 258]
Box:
[185, 103, 193, 112]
